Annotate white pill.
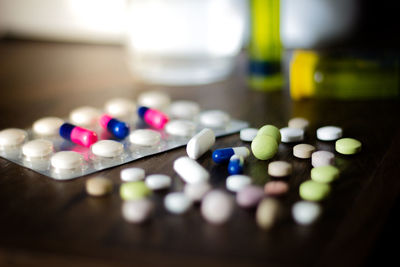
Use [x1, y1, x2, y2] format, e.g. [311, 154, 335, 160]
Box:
[122, 199, 154, 223]
[226, 175, 252, 192]
[312, 151, 335, 167]
[169, 100, 200, 120]
[184, 182, 212, 202]
[129, 129, 161, 146]
[173, 156, 210, 184]
[186, 128, 215, 159]
[22, 139, 53, 158]
[288, 117, 309, 130]
[0, 128, 27, 148]
[33, 117, 64, 136]
[104, 98, 136, 118]
[120, 168, 145, 182]
[199, 110, 230, 128]
[70, 106, 101, 126]
[164, 192, 192, 214]
[51, 151, 84, 170]
[145, 174, 171, 190]
[293, 144, 316, 159]
[292, 201, 322, 225]
[165, 120, 196, 137]
[137, 90, 171, 111]
[201, 190, 233, 225]
[91, 140, 124, 158]
[268, 161, 292, 177]
[240, 128, 258, 142]
[316, 126, 343, 141]
[280, 127, 304, 143]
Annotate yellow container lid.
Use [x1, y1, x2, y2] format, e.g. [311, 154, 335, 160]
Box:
[290, 51, 319, 100]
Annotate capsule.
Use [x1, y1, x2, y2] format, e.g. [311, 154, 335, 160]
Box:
[59, 123, 98, 147]
[212, 146, 249, 164]
[99, 114, 130, 139]
[137, 106, 169, 129]
[228, 155, 244, 175]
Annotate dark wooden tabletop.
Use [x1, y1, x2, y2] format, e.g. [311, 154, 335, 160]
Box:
[0, 40, 399, 267]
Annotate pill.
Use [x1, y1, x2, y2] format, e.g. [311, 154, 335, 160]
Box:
[69, 106, 101, 127]
[251, 134, 278, 160]
[120, 181, 151, 201]
[99, 114, 130, 139]
[256, 198, 281, 230]
[293, 144, 316, 159]
[226, 175, 252, 192]
[311, 165, 339, 183]
[59, 123, 98, 147]
[311, 151, 335, 167]
[257, 125, 281, 144]
[137, 90, 171, 111]
[91, 140, 124, 158]
[299, 180, 330, 201]
[280, 127, 304, 143]
[33, 117, 64, 136]
[264, 181, 289, 196]
[288, 117, 309, 130]
[0, 128, 27, 149]
[292, 201, 322, 225]
[120, 168, 145, 182]
[212, 146, 249, 163]
[201, 190, 233, 225]
[199, 110, 230, 128]
[129, 129, 161, 146]
[316, 126, 343, 141]
[104, 98, 136, 118]
[169, 100, 200, 120]
[51, 151, 84, 171]
[22, 139, 53, 159]
[267, 161, 292, 177]
[122, 199, 154, 223]
[186, 128, 215, 159]
[85, 176, 113, 197]
[173, 156, 210, 184]
[137, 106, 169, 129]
[335, 138, 362, 155]
[236, 185, 265, 208]
[164, 192, 192, 214]
[228, 155, 244, 175]
[165, 120, 196, 137]
[240, 128, 258, 142]
[145, 174, 172, 190]
[184, 182, 211, 202]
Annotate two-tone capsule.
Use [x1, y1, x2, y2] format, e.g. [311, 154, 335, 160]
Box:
[138, 106, 169, 129]
[99, 114, 130, 139]
[212, 147, 249, 164]
[59, 123, 98, 147]
[228, 155, 244, 175]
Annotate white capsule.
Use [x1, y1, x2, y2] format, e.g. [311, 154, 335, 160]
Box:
[240, 128, 258, 142]
[173, 156, 209, 184]
[311, 151, 335, 167]
[199, 110, 230, 128]
[104, 98, 136, 119]
[137, 90, 171, 111]
[280, 127, 304, 143]
[186, 128, 215, 159]
[145, 174, 171, 190]
[316, 126, 343, 141]
[164, 192, 192, 214]
[169, 100, 200, 120]
[120, 168, 145, 182]
[226, 175, 252, 192]
[69, 106, 101, 127]
[184, 182, 212, 202]
[22, 139, 53, 159]
[0, 128, 27, 149]
[33, 117, 64, 136]
[122, 199, 154, 223]
[129, 129, 161, 146]
[91, 140, 124, 158]
[165, 120, 196, 137]
[51, 151, 84, 171]
[292, 201, 322, 225]
[201, 190, 233, 225]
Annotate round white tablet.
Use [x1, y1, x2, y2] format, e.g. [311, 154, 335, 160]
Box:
[22, 139, 53, 158]
[122, 199, 154, 223]
[280, 127, 304, 143]
[226, 175, 252, 192]
[70, 106, 101, 126]
[164, 192, 192, 214]
[33, 117, 64, 136]
[0, 128, 27, 148]
[145, 174, 171, 190]
[316, 126, 343, 141]
[292, 201, 322, 225]
[312, 151, 335, 167]
[104, 98, 136, 118]
[288, 117, 309, 130]
[184, 182, 211, 202]
[91, 140, 124, 158]
[137, 90, 171, 111]
[169, 100, 200, 120]
[240, 128, 258, 142]
[165, 120, 196, 137]
[201, 190, 233, 224]
[129, 129, 161, 146]
[199, 110, 230, 128]
[120, 168, 145, 182]
[51, 151, 84, 170]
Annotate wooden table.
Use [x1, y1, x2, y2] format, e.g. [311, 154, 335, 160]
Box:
[0, 40, 399, 267]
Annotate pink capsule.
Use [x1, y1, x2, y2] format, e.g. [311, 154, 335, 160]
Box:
[138, 106, 169, 129]
[60, 123, 98, 147]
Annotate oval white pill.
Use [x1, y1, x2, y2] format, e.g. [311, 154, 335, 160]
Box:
[292, 201, 322, 225]
[91, 140, 124, 158]
[226, 175, 252, 192]
[164, 192, 192, 214]
[201, 190, 233, 225]
[121, 167, 145, 182]
[240, 128, 258, 142]
[129, 129, 161, 146]
[165, 120, 196, 137]
[186, 128, 215, 159]
[173, 156, 209, 184]
[51, 151, 84, 170]
[169, 100, 200, 120]
[288, 117, 309, 130]
[199, 110, 230, 128]
[70, 106, 101, 126]
[33, 117, 64, 136]
[184, 182, 211, 202]
[280, 127, 304, 143]
[312, 151, 335, 167]
[137, 90, 171, 111]
[145, 174, 171, 190]
[22, 139, 53, 158]
[122, 199, 154, 223]
[0, 128, 27, 148]
[268, 161, 292, 177]
[293, 144, 316, 159]
[104, 98, 136, 118]
[316, 126, 343, 141]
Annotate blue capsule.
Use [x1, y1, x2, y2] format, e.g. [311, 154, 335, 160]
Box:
[100, 114, 130, 139]
[212, 146, 250, 163]
[228, 155, 244, 175]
